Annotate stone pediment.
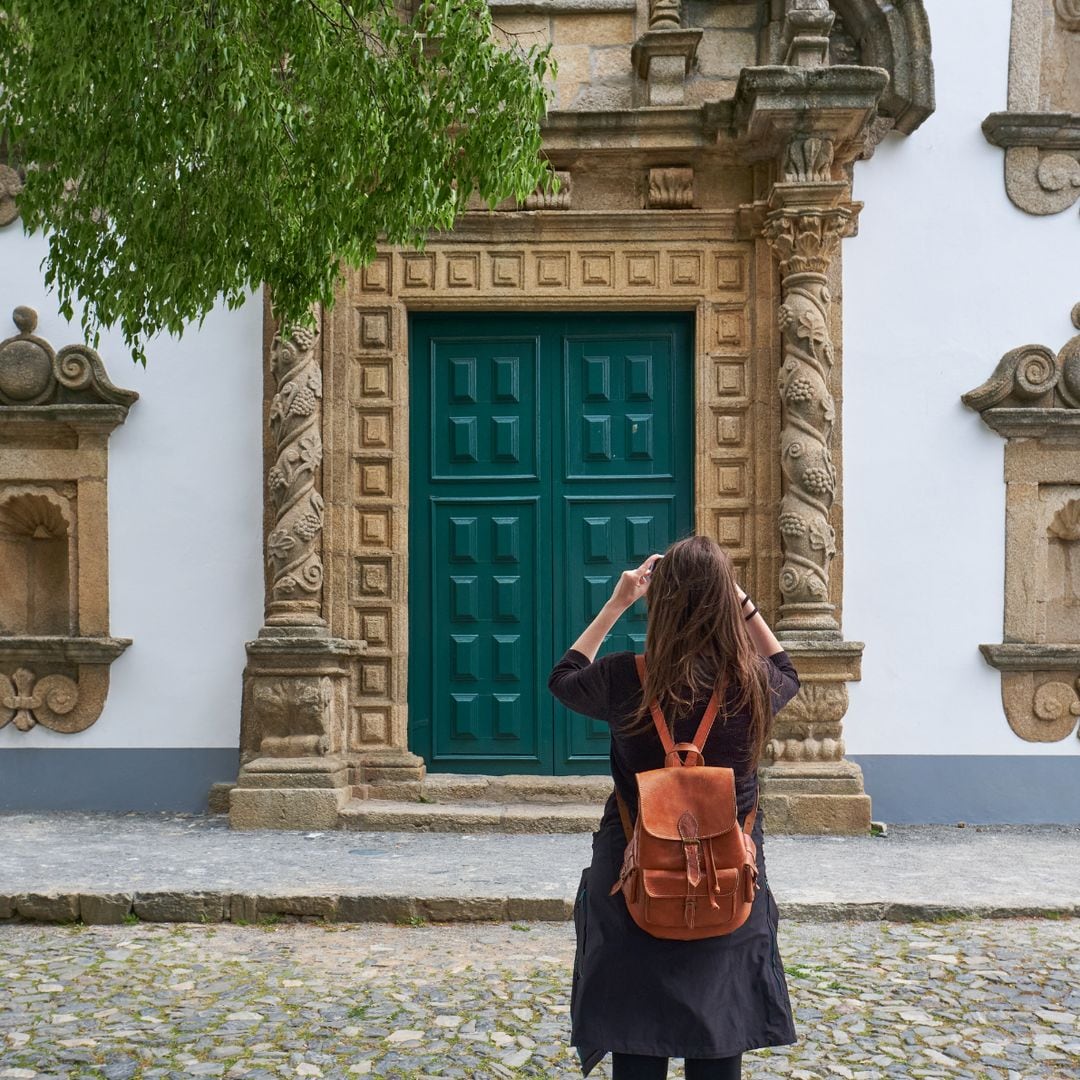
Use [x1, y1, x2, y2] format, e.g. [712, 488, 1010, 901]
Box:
[0, 306, 138, 413]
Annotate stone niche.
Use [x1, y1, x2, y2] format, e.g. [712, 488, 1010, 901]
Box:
[962, 302, 1080, 742]
[983, 0, 1080, 217]
[0, 307, 136, 734]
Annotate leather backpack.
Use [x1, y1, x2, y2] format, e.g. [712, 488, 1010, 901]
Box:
[609, 653, 760, 940]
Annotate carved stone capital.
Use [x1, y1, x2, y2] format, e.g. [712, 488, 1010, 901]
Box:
[762, 198, 857, 276]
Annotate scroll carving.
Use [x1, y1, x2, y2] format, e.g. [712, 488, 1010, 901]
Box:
[962, 303, 1080, 413]
[266, 322, 325, 625]
[764, 199, 855, 631]
[1056, 0, 1080, 29]
[0, 666, 112, 734]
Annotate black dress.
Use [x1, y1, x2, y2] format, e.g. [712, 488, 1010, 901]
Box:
[548, 647, 801, 1076]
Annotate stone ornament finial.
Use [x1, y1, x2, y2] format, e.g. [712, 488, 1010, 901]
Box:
[648, 0, 680, 31]
[265, 319, 326, 625]
[0, 307, 138, 409]
[782, 0, 835, 68]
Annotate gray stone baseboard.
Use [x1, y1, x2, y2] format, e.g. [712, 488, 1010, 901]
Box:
[1, 749, 1078, 822]
[850, 755, 1080, 824]
[0, 748, 240, 812]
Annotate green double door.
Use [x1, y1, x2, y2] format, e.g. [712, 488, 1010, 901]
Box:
[409, 312, 693, 774]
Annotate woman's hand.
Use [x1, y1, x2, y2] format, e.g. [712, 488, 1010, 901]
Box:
[609, 554, 662, 612]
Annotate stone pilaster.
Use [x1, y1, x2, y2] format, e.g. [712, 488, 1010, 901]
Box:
[230, 316, 359, 829]
[758, 176, 870, 833]
[735, 63, 887, 833]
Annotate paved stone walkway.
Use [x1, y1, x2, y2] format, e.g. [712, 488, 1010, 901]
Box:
[0, 918, 1077, 1079]
[3, 814, 1080, 922]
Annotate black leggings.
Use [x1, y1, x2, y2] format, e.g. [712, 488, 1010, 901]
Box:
[612, 1052, 742, 1079]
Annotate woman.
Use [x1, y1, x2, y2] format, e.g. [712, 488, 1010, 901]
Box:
[548, 534, 801, 1080]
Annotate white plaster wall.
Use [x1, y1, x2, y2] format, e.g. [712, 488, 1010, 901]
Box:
[843, 0, 1080, 756]
[0, 228, 264, 750]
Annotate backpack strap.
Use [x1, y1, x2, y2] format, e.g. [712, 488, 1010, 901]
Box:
[634, 653, 723, 763]
[633, 653, 675, 755]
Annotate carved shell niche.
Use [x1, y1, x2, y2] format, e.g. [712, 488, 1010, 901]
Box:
[1048, 499, 1080, 541]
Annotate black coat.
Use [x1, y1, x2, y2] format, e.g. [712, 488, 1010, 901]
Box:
[548, 647, 801, 1074]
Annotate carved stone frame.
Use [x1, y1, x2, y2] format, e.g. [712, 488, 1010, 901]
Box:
[0, 307, 136, 735]
[963, 304, 1080, 742]
[983, 0, 1080, 217]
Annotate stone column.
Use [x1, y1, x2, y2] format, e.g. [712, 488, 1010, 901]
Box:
[230, 316, 360, 829]
[763, 149, 852, 634]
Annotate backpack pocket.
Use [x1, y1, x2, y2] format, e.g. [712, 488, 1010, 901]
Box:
[641, 867, 740, 929]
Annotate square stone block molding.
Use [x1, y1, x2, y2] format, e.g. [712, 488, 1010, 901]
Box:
[982, 0, 1080, 217]
[962, 303, 1080, 744]
[0, 307, 136, 734]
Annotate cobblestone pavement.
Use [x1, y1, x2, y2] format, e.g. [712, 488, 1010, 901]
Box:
[0, 918, 1077, 1080]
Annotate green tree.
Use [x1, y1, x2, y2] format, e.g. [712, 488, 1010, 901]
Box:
[0, 1, 555, 363]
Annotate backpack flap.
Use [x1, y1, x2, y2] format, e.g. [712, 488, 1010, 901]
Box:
[635, 765, 738, 840]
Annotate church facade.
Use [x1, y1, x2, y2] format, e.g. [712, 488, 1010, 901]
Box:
[2, 1, 1078, 829]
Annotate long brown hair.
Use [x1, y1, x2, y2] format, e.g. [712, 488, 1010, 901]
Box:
[628, 535, 773, 768]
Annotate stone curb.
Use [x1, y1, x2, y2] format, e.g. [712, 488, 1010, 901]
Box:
[2, 891, 1078, 926]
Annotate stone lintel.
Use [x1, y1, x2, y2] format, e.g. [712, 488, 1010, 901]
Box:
[0, 636, 130, 665]
[981, 408, 1080, 440]
[540, 104, 734, 153]
[489, 0, 635, 10]
[980, 643, 1080, 672]
[733, 65, 889, 165]
[0, 404, 132, 433]
[982, 111, 1080, 151]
